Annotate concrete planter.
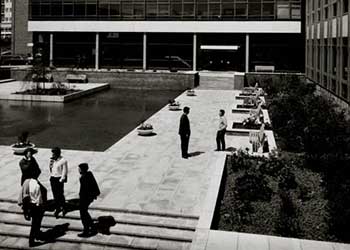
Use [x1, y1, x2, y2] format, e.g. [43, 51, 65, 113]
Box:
[168, 104, 181, 111]
[11, 143, 36, 154]
[137, 128, 154, 136]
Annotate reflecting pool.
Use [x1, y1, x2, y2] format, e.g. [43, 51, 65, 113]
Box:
[0, 88, 182, 151]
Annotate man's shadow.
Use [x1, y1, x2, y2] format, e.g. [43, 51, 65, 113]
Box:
[41, 223, 70, 243]
[44, 198, 117, 237]
[188, 151, 205, 157]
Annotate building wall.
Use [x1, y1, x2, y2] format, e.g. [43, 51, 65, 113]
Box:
[1, 0, 12, 39]
[306, 0, 350, 104]
[12, 0, 32, 55]
[10, 68, 199, 90]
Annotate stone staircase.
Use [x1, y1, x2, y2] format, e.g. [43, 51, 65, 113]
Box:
[0, 199, 198, 250]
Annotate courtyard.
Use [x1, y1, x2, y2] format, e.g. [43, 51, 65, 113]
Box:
[0, 74, 349, 249]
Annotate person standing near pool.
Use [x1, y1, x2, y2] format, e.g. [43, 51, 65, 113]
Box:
[216, 109, 227, 151]
[179, 106, 191, 159]
[19, 148, 41, 186]
[49, 147, 68, 218]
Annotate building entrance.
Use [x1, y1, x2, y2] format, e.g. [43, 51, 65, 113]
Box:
[199, 45, 244, 71]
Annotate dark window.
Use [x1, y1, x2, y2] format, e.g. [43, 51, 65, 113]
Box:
[342, 84, 348, 99]
[262, 3, 274, 17]
[99, 1, 109, 16]
[184, 2, 195, 16]
[75, 0, 86, 16]
[344, 0, 348, 14]
[171, 2, 182, 16]
[236, 3, 247, 16]
[110, 3, 120, 16]
[63, 1, 74, 16]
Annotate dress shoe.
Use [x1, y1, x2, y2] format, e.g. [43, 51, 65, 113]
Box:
[29, 239, 45, 247]
[77, 231, 91, 238]
[54, 209, 60, 219]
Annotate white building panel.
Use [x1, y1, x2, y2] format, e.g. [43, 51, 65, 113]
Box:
[28, 21, 301, 34]
[342, 15, 348, 37]
[324, 21, 328, 38]
[332, 18, 337, 38]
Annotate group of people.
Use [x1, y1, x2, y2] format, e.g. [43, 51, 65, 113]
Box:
[179, 107, 227, 158]
[18, 147, 100, 247]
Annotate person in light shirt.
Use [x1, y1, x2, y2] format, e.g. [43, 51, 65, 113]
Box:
[216, 109, 227, 151]
[18, 171, 47, 247]
[49, 147, 68, 218]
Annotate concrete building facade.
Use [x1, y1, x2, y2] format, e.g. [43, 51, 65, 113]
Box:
[1, 0, 12, 39]
[14, 0, 304, 72]
[306, 0, 350, 103]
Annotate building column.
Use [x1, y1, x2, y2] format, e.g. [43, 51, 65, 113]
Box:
[193, 33, 197, 71]
[95, 32, 99, 70]
[245, 34, 249, 73]
[143, 33, 147, 70]
[49, 33, 54, 67]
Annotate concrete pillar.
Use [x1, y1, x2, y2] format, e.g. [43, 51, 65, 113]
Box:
[95, 32, 99, 70]
[49, 33, 54, 67]
[143, 33, 147, 70]
[193, 33, 197, 71]
[245, 34, 249, 73]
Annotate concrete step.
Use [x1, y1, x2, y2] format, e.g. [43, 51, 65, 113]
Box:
[0, 223, 191, 250]
[0, 211, 194, 242]
[0, 199, 196, 249]
[0, 199, 198, 231]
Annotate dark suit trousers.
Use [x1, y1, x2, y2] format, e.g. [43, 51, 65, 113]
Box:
[29, 205, 44, 242]
[50, 177, 65, 211]
[216, 129, 226, 151]
[180, 134, 190, 157]
[79, 199, 93, 232]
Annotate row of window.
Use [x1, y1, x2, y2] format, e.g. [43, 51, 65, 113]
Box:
[29, 0, 301, 20]
[0, 27, 11, 32]
[306, 37, 349, 99]
[307, 0, 349, 24]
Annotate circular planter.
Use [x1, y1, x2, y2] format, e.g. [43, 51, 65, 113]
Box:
[169, 104, 181, 111]
[11, 143, 36, 154]
[186, 90, 195, 96]
[137, 128, 153, 136]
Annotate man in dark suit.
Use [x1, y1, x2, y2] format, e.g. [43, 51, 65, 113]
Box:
[179, 106, 191, 159]
[78, 163, 100, 237]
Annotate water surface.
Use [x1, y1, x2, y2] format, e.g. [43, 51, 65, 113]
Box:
[0, 88, 181, 151]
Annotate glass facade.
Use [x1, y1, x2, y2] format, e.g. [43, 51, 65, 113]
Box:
[29, 0, 301, 21]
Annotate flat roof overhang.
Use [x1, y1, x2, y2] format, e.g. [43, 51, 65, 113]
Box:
[28, 21, 301, 33]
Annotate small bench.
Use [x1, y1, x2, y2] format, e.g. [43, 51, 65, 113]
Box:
[66, 74, 88, 83]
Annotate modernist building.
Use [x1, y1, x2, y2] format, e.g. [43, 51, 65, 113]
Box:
[14, 0, 304, 72]
[306, 0, 350, 103]
[1, 0, 12, 39]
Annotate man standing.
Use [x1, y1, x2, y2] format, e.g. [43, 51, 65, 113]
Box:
[49, 147, 68, 218]
[216, 109, 227, 151]
[179, 106, 191, 159]
[18, 171, 47, 247]
[78, 163, 100, 237]
[19, 148, 41, 186]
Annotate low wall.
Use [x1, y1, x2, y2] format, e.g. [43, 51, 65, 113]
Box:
[315, 84, 350, 111]
[245, 72, 306, 89]
[11, 68, 199, 90]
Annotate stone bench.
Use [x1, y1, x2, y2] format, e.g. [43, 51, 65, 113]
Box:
[66, 74, 88, 83]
